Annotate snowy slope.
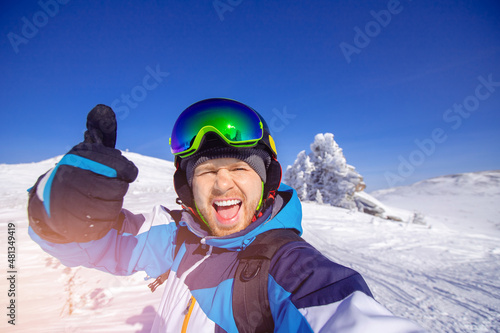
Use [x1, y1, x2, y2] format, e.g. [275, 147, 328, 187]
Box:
[1, 153, 499, 332]
[371, 170, 500, 238]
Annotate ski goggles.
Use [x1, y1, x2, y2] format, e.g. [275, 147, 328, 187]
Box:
[170, 98, 265, 158]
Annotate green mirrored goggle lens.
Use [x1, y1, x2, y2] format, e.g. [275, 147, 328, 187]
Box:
[170, 99, 264, 157]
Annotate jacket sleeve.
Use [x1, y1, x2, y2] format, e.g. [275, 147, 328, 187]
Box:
[28, 205, 179, 279]
[268, 241, 427, 333]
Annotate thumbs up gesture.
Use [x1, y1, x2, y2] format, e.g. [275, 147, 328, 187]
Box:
[28, 104, 138, 243]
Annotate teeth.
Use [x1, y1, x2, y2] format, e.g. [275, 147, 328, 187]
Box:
[214, 199, 241, 207]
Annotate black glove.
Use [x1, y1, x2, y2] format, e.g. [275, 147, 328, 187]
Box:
[28, 104, 138, 244]
[84, 103, 117, 148]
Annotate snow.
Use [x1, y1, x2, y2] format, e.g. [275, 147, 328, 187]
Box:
[371, 170, 500, 238]
[1, 153, 499, 332]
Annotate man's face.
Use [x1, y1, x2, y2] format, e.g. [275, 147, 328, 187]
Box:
[192, 157, 262, 237]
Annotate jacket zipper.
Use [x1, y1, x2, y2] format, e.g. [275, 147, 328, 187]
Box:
[181, 296, 196, 333]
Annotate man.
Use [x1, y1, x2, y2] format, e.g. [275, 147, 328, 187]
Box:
[28, 98, 425, 332]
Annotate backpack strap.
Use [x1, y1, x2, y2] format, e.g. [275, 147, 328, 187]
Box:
[148, 208, 188, 292]
[233, 229, 303, 333]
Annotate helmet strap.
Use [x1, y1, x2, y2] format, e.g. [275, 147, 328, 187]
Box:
[255, 181, 264, 211]
[194, 200, 211, 230]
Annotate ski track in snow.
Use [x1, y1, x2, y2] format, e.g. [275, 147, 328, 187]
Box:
[1, 155, 499, 332]
[301, 204, 500, 333]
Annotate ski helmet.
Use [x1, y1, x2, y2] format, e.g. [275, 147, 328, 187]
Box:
[170, 98, 282, 210]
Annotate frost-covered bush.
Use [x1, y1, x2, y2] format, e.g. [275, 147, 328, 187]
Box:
[284, 133, 365, 210]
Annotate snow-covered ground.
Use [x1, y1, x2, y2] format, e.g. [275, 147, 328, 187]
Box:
[1, 153, 499, 332]
[371, 170, 500, 238]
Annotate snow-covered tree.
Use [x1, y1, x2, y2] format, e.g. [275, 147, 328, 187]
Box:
[284, 133, 365, 210]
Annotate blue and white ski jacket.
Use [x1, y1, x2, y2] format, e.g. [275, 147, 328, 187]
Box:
[29, 183, 426, 332]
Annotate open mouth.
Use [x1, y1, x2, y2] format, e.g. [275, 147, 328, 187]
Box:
[213, 199, 242, 224]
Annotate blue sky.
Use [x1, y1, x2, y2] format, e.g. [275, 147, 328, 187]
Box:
[1, 0, 499, 190]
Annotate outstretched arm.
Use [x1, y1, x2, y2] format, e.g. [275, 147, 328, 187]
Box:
[268, 242, 427, 333]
